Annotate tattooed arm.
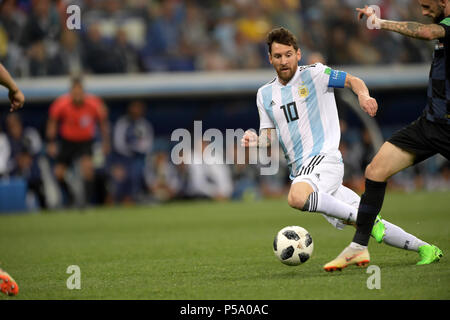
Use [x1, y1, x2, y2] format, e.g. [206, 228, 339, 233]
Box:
[379, 20, 445, 40]
[356, 5, 446, 40]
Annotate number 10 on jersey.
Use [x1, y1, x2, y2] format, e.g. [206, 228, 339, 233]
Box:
[281, 102, 299, 123]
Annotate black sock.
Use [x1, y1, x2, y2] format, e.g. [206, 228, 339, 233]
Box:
[353, 178, 387, 246]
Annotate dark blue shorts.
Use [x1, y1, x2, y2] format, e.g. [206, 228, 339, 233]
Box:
[388, 115, 450, 164]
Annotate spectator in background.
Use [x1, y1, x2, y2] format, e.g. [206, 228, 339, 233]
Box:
[305, 50, 326, 65]
[229, 142, 260, 200]
[268, 0, 303, 41]
[196, 40, 234, 71]
[0, 127, 10, 178]
[432, 160, 450, 190]
[106, 161, 133, 205]
[339, 120, 365, 193]
[20, 0, 61, 77]
[20, 0, 61, 47]
[179, 1, 208, 70]
[212, 3, 238, 60]
[82, 23, 124, 74]
[111, 100, 153, 203]
[187, 139, 233, 201]
[10, 146, 46, 209]
[112, 28, 141, 73]
[49, 28, 83, 76]
[326, 24, 354, 65]
[235, 3, 271, 45]
[144, 151, 180, 202]
[0, 0, 27, 77]
[0, 0, 436, 77]
[5, 114, 46, 208]
[141, 0, 186, 71]
[232, 29, 264, 69]
[27, 41, 52, 77]
[46, 76, 110, 207]
[0, 0, 26, 45]
[4, 113, 42, 169]
[259, 147, 290, 199]
[172, 148, 191, 199]
[348, 27, 382, 65]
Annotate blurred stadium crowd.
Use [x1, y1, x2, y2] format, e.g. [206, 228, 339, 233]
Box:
[0, 0, 449, 212]
[0, 0, 435, 77]
[0, 96, 291, 210]
[0, 95, 449, 212]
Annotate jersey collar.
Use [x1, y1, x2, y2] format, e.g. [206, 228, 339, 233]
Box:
[277, 66, 300, 87]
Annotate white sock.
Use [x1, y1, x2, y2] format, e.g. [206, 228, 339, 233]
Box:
[382, 220, 429, 252]
[307, 190, 429, 252]
[308, 192, 357, 223]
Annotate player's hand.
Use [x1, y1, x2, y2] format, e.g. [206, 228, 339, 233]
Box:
[356, 5, 378, 24]
[9, 88, 25, 112]
[358, 94, 378, 117]
[241, 130, 258, 147]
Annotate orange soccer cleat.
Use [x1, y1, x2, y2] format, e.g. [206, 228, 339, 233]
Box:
[323, 245, 370, 272]
[0, 268, 19, 296]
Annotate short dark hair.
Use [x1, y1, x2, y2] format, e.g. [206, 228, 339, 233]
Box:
[266, 27, 299, 54]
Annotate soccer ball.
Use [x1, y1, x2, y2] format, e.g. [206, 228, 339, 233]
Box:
[273, 226, 314, 266]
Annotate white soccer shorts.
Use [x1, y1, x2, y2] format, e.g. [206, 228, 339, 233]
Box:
[291, 152, 360, 230]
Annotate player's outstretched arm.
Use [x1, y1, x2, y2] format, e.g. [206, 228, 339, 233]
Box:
[241, 128, 275, 148]
[345, 73, 378, 117]
[356, 5, 445, 40]
[0, 63, 25, 112]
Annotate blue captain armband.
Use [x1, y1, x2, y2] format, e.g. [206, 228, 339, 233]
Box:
[326, 68, 347, 88]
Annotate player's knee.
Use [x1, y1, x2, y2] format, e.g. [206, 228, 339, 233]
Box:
[364, 163, 388, 181]
[288, 193, 308, 211]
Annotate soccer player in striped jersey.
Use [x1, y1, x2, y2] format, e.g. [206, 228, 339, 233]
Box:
[326, 1, 447, 271]
[241, 27, 439, 270]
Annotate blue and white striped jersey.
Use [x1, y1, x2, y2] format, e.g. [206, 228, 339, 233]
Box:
[256, 63, 347, 179]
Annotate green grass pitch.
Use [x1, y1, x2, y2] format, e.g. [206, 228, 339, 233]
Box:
[0, 191, 448, 300]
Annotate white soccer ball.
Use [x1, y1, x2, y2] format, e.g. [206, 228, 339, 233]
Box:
[273, 226, 314, 266]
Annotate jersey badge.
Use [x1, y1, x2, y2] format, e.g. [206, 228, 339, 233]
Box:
[298, 84, 309, 99]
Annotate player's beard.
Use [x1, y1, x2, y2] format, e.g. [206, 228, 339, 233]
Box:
[277, 65, 296, 84]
